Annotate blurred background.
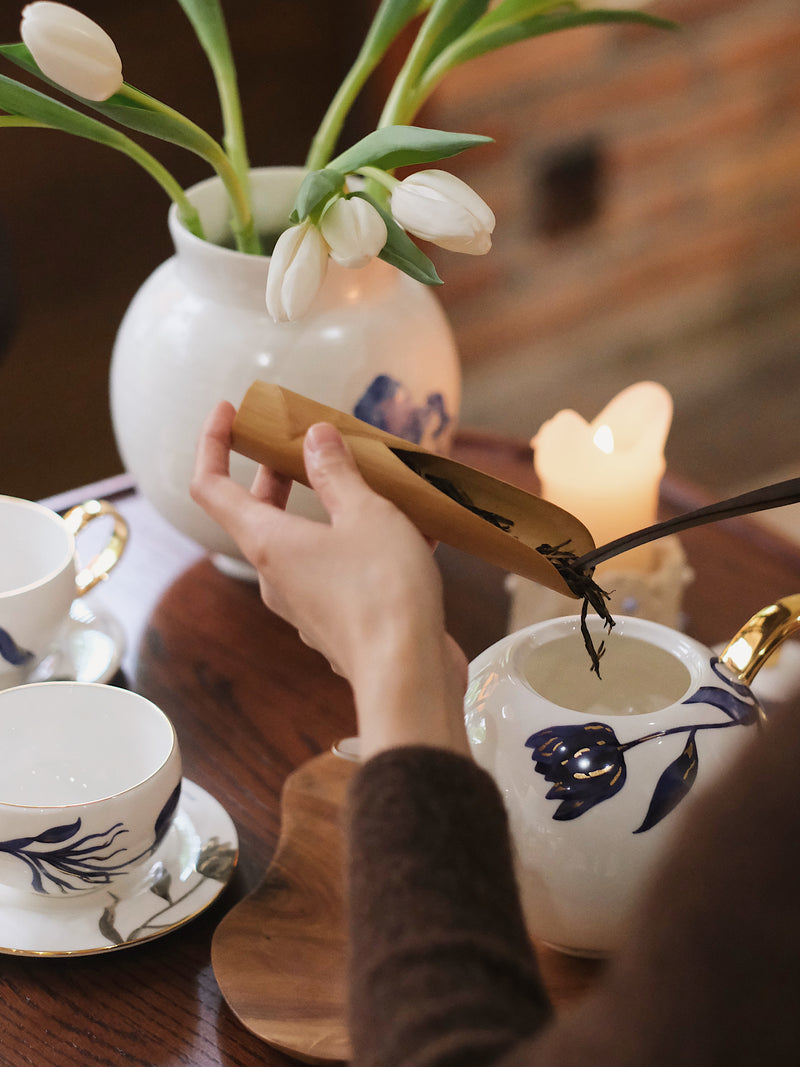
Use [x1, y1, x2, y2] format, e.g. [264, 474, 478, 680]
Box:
[1, 0, 798, 534]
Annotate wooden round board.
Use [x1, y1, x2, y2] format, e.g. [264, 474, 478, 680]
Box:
[211, 753, 355, 1064]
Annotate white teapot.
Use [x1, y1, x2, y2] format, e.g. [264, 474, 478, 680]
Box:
[465, 596, 800, 957]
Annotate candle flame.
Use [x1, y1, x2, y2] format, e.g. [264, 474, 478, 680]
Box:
[593, 424, 615, 455]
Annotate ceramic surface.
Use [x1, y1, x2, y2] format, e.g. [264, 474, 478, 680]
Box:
[0, 682, 182, 896]
[465, 614, 763, 956]
[0, 497, 127, 688]
[110, 167, 461, 555]
[0, 495, 78, 689]
[0, 779, 237, 955]
[27, 598, 125, 685]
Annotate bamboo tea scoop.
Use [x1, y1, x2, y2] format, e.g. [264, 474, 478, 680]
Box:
[232, 382, 800, 604]
[232, 381, 595, 597]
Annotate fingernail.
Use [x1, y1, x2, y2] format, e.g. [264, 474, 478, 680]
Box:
[305, 422, 344, 456]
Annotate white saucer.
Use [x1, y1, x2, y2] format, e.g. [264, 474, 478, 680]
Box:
[0, 779, 238, 956]
[28, 599, 126, 685]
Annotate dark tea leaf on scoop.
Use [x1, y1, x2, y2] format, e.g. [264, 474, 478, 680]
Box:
[536, 542, 615, 676]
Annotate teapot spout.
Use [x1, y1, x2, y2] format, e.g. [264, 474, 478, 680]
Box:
[719, 595, 800, 686]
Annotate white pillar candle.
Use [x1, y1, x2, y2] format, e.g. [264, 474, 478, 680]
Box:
[532, 381, 673, 573]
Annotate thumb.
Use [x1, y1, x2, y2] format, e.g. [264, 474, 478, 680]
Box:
[304, 422, 368, 518]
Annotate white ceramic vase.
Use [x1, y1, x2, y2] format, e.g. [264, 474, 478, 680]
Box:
[110, 167, 461, 556]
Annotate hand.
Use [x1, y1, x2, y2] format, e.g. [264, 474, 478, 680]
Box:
[191, 401, 469, 759]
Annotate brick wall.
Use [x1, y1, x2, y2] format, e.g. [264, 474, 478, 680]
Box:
[418, 0, 800, 488]
[1, 1, 796, 497]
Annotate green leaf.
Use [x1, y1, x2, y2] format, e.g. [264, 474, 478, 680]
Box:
[93, 95, 221, 155]
[174, 0, 232, 62]
[466, 0, 573, 32]
[352, 191, 442, 286]
[331, 125, 492, 174]
[0, 72, 128, 147]
[360, 0, 432, 58]
[290, 168, 346, 223]
[378, 0, 490, 127]
[419, 0, 491, 69]
[440, 8, 678, 68]
[0, 42, 219, 159]
[174, 0, 250, 176]
[305, 0, 432, 169]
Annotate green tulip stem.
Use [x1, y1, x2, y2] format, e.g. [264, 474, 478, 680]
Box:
[0, 114, 206, 240]
[306, 24, 398, 169]
[409, 1, 573, 113]
[356, 165, 398, 193]
[116, 84, 259, 253]
[214, 65, 250, 190]
[306, 51, 372, 172]
[378, 0, 461, 129]
[117, 142, 207, 242]
[0, 115, 44, 129]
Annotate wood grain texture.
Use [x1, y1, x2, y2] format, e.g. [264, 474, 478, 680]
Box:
[212, 753, 356, 1065]
[2, 437, 798, 1064]
[210, 750, 605, 1065]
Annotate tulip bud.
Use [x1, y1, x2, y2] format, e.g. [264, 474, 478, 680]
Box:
[21, 2, 123, 102]
[320, 196, 388, 269]
[266, 220, 329, 324]
[390, 170, 495, 255]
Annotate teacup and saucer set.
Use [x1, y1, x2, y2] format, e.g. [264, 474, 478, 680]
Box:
[0, 495, 238, 955]
[0, 495, 128, 688]
[0, 681, 239, 956]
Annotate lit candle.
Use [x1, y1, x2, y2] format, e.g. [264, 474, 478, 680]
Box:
[532, 381, 673, 572]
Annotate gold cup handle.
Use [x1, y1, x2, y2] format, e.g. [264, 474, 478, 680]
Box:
[62, 499, 129, 596]
[718, 594, 800, 686]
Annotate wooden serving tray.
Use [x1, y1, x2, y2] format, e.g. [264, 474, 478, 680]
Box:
[212, 753, 356, 1064]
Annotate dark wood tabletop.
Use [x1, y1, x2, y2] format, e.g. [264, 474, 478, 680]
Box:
[4, 432, 800, 1066]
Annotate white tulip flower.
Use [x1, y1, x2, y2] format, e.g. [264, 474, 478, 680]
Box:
[390, 170, 495, 255]
[320, 196, 387, 269]
[266, 220, 329, 324]
[21, 2, 123, 102]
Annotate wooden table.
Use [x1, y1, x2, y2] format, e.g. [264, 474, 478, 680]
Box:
[3, 433, 800, 1066]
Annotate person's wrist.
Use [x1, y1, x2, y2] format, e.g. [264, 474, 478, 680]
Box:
[352, 621, 469, 759]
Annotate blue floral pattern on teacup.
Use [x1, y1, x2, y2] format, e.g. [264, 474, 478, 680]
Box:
[525, 656, 759, 833]
[0, 782, 182, 894]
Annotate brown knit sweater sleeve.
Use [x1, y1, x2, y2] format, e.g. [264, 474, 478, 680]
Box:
[346, 705, 800, 1067]
[346, 746, 552, 1067]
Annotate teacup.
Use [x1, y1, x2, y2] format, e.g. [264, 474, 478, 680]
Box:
[465, 596, 800, 956]
[0, 681, 182, 896]
[0, 495, 128, 689]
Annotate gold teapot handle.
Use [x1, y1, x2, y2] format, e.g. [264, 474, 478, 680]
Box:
[63, 499, 129, 595]
[718, 595, 800, 685]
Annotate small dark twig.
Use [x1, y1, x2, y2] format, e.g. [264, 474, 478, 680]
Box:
[537, 541, 614, 676]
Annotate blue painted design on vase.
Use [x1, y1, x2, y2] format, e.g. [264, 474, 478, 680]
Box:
[354, 374, 451, 448]
[525, 654, 759, 833]
[0, 627, 34, 667]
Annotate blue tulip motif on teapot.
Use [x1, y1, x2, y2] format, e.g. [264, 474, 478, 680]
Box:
[525, 657, 760, 833]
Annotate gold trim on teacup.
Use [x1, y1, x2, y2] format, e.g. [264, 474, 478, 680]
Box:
[63, 499, 129, 595]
